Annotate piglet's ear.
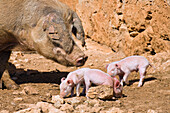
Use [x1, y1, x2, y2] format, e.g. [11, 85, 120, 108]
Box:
[115, 64, 120, 68]
[61, 77, 66, 82]
[106, 64, 109, 69]
[67, 79, 74, 86]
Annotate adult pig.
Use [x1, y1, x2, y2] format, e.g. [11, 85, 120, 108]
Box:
[0, 0, 87, 89]
[106, 56, 155, 87]
[60, 68, 123, 98]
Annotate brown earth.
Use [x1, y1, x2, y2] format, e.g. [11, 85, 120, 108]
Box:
[0, 39, 169, 113]
[0, 0, 170, 112]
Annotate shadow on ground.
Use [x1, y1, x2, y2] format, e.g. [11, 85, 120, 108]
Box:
[127, 77, 157, 86]
[11, 69, 69, 85]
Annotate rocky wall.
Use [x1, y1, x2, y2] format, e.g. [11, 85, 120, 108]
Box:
[60, 0, 170, 56]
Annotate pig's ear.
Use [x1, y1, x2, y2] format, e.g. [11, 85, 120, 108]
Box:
[115, 81, 121, 88]
[53, 47, 66, 55]
[67, 79, 74, 86]
[61, 77, 66, 82]
[115, 64, 121, 69]
[106, 64, 109, 69]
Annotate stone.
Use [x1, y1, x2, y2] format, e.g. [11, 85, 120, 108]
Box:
[36, 102, 61, 113]
[13, 90, 26, 95]
[100, 107, 123, 113]
[73, 0, 170, 62]
[84, 99, 100, 107]
[87, 85, 113, 99]
[23, 86, 39, 95]
[13, 97, 23, 102]
[64, 97, 86, 106]
[0, 110, 9, 113]
[130, 31, 139, 37]
[75, 104, 91, 113]
[147, 109, 158, 113]
[51, 95, 64, 104]
[14, 107, 41, 113]
[60, 103, 74, 112]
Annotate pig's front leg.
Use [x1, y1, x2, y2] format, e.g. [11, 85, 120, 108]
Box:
[71, 87, 74, 97]
[123, 73, 130, 85]
[138, 68, 146, 87]
[76, 83, 81, 96]
[81, 82, 86, 95]
[84, 76, 91, 97]
[119, 75, 124, 86]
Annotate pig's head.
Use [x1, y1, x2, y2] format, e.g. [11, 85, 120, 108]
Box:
[60, 77, 75, 98]
[106, 62, 120, 76]
[30, 13, 87, 67]
[112, 76, 123, 98]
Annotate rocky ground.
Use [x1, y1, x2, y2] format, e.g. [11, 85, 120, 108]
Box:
[0, 39, 169, 113]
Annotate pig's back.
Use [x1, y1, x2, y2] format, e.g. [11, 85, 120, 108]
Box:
[120, 56, 149, 69]
[85, 69, 113, 86]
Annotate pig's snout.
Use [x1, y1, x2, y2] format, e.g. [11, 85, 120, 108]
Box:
[76, 55, 88, 67]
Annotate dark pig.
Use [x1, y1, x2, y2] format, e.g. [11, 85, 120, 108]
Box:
[0, 0, 87, 89]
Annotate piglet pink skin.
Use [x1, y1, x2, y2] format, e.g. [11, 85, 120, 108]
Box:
[83, 69, 123, 98]
[60, 68, 89, 98]
[60, 68, 123, 98]
[106, 56, 155, 87]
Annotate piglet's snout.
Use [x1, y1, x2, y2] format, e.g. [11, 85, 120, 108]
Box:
[60, 92, 66, 98]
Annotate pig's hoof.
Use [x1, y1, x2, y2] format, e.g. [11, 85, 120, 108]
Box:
[137, 84, 143, 87]
[125, 82, 130, 86]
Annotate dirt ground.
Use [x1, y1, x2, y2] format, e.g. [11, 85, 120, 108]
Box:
[0, 39, 169, 113]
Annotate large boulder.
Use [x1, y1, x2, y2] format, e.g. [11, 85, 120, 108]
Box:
[87, 85, 114, 100]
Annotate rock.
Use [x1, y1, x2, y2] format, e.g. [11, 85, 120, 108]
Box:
[75, 104, 91, 113]
[51, 95, 64, 104]
[13, 90, 26, 95]
[84, 99, 101, 107]
[73, 0, 170, 60]
[87, 85, 113, 99]
[64, 97, 86, 106]
[52, 95, 64, 109]
[60, 103, 74, 112]
[14, 97, 23, 102]
[14, 107, 41, 113]
[36, 102, 62, 113]
[23, 86, 39, 95]
[0, 110, 9, 113]
[130, 31, 139, 37]
[147, 52, 170, 73]
[147, 109, 158, 113]
[100, 107, 123, 113]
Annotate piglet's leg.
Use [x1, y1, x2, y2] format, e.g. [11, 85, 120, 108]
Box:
[121, 70, 130, 86]
[119, 75, 124, 86]
[81, 82, 86, 95]
[138, 68, 146, 87]
[84, 76, 91, 97]
[76, 83, 81, 96]
[123, 73, 130, 85]
[71, 87, 74, 97]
